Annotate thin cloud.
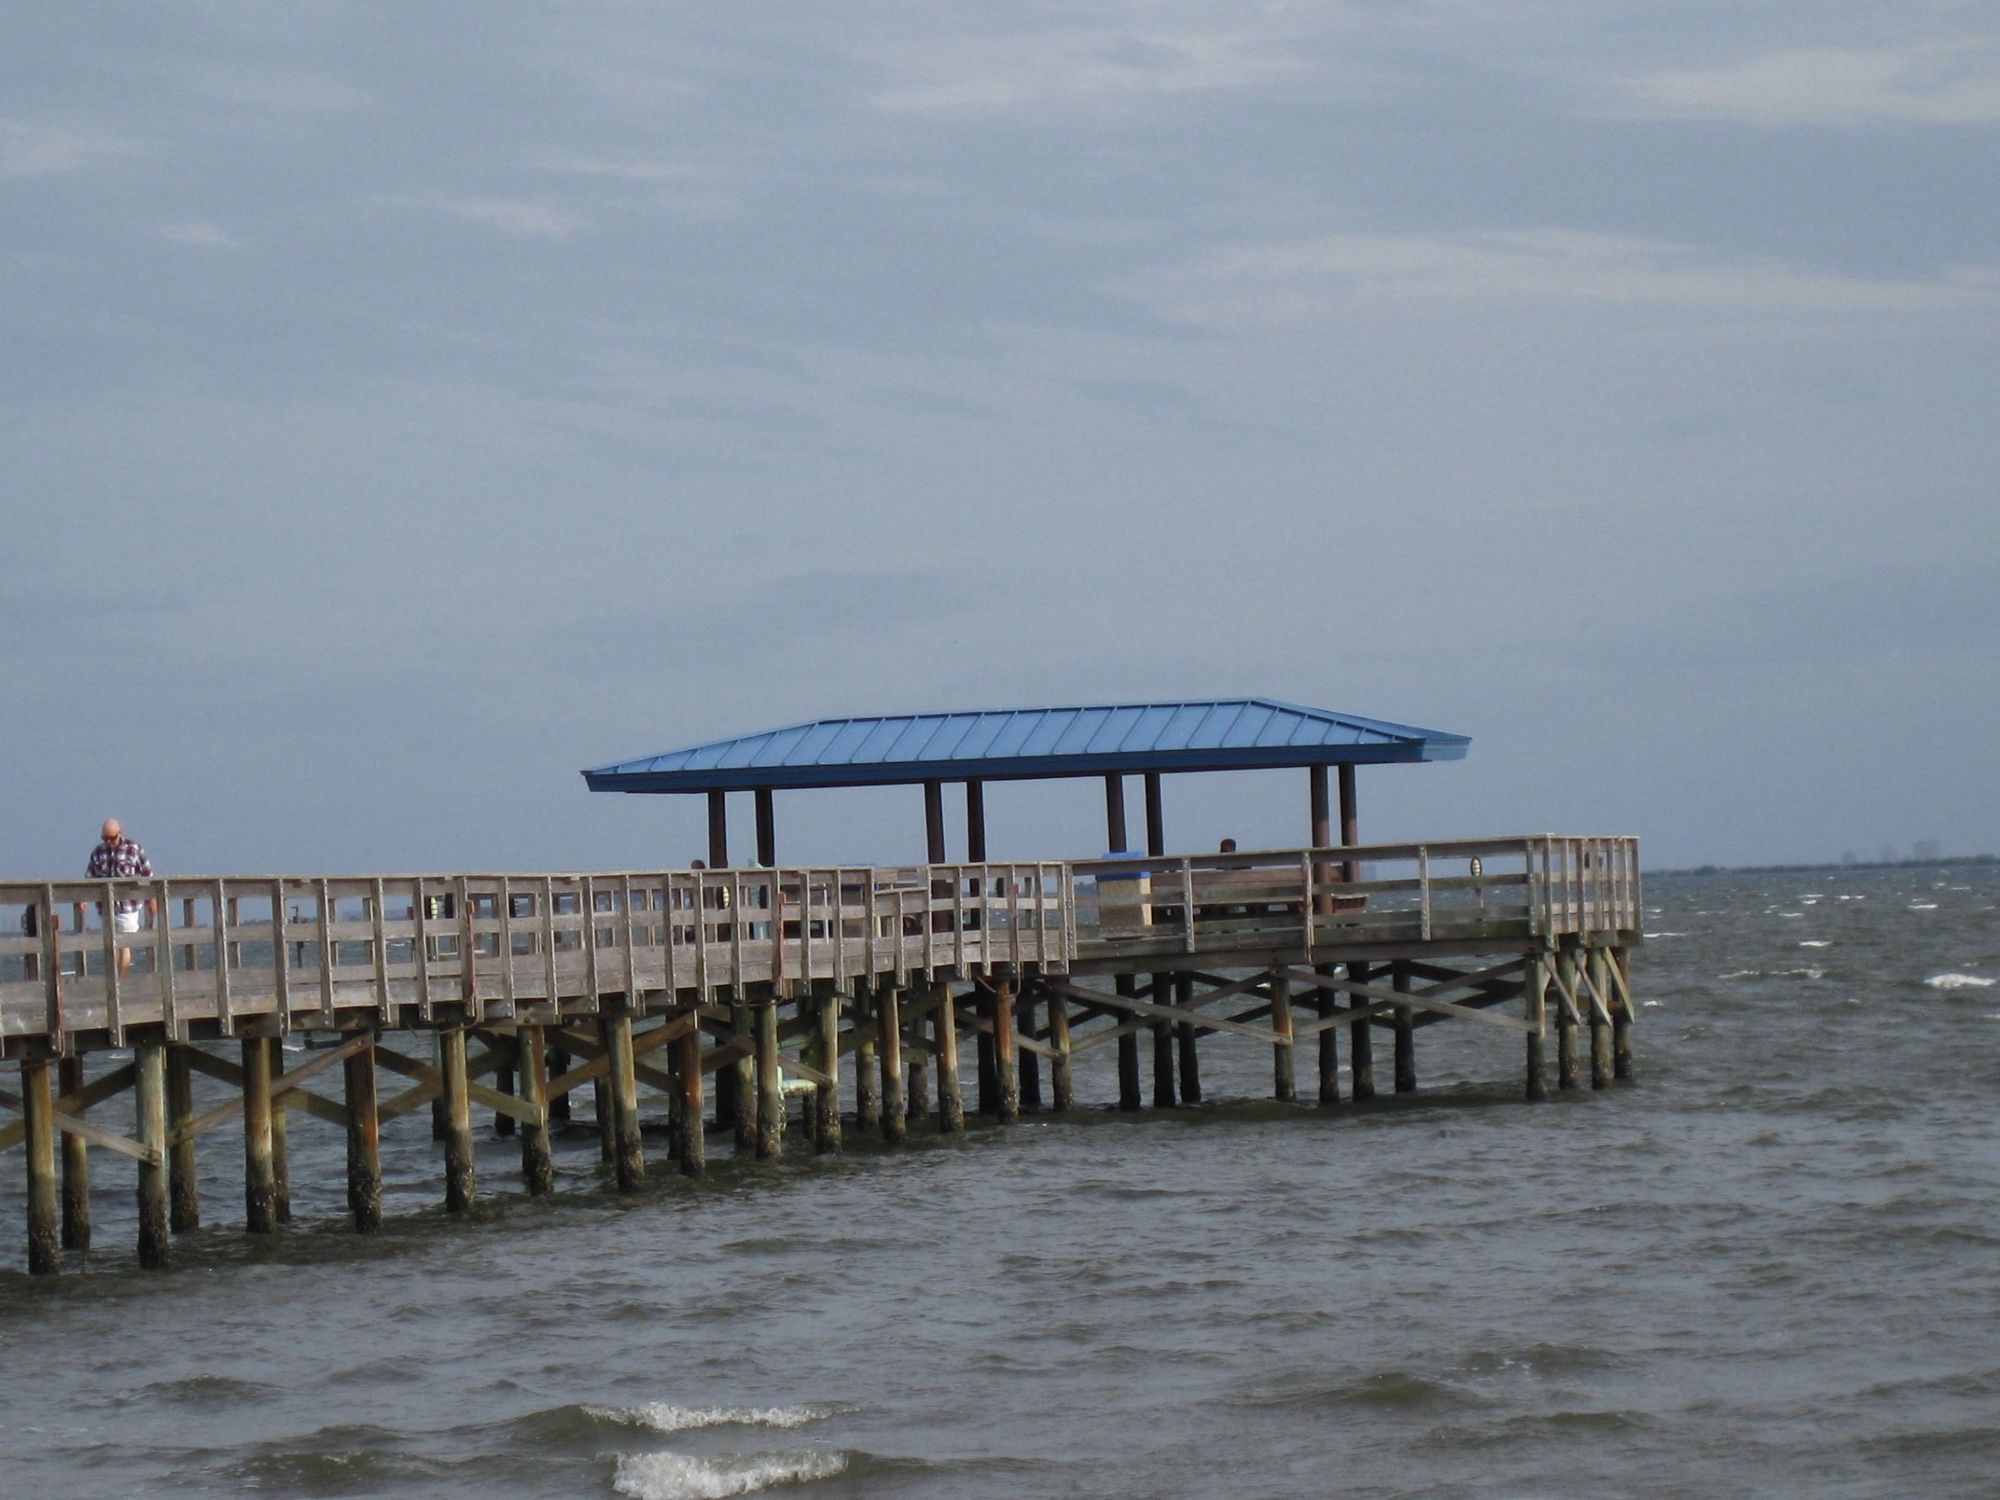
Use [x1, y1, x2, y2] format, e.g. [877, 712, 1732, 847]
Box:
[201, 71, 372, 113]
[867, 21, 1316, 116]
[437, 197, 585, 239]
[1619, 40, 2000, 127]
[156, 221, 239, 249]
[1, 121, 128, 175]
[1131, 229, 2000, 325]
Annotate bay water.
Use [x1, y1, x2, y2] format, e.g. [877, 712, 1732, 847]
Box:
[2, 863, 1996, 1498]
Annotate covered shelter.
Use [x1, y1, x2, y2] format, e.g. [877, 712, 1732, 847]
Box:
[580, 697, 1469, 867]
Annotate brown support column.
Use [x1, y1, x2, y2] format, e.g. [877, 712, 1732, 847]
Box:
[1393, 960, 1417, 1094]
[22, 1058, 60, 1274]
[1271, 972, 1296, 1102]
[242, 1035, 277, 1234]
[755, 998, 783, 1159]
[1613, 946, 1635, 1080]
[134, 1040, 168, 1269]
[1589, 948, 1614, 1090]
[1048, 987, 1075, 1110]
[1524, 951, 1550, 1102]
[1017, 988, 1041, 1111]
[754, 788, 775, 868]
[1556, 944, 1581, 1091]
[707, 790, 729, 869]
[676, 1020, 705, 1176]
[346, 1032, 383, 1230]
[965, 780, 986, 861]
[1175, 974, 1201, 1103]
[517, 1025, 554, 1195]
[730, 1000, 756, 1151]
[58, 1054, 90, 1251]
[1310, 766, 1339, 1104]
[167, 1045, 198, 1233]
[814, 990, 842, 1154]
[854, 989, 881, 1132]
[439, 1026, 476, 1212]
[603, 1011, 644, 1190]
[878, 984, 906, 1144]
[1340, 765, 1374, 1100]
[933, 981, 963, 1132]
[1106, 773, 1141, 1111]
[993, 980, 1018, 1124]
[269, 1038, 291, 1224]
[976, 991, 997, 1116]
[925, 781, 947, 864]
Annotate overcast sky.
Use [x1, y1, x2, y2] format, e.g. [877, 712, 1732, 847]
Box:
[5, 2, 1996, 878]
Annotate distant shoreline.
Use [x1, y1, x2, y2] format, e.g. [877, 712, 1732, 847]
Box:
[1652, 854, 1997, 878]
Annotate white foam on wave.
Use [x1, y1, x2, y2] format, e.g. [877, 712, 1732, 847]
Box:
[612, 1450, 846, 1499]
[589, 1405, 838, 1435]
[1774, 966, 1824, 980]
[1910, 903, 1939, 911]
[1641, 1000, 1662, 1008]
[1800, 940, 1832, 949]
[1719, 969, 1759, 980]
[1926, 973, 1996, 991]
[1643, 931, 1686, 939]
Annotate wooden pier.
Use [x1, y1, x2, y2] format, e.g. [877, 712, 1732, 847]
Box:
[0, 834, 1640, 1273]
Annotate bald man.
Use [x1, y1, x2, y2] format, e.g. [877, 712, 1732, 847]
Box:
[83, 819, 154, 975]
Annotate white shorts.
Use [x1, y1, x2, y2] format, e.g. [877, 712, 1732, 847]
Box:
[114, 909, 144, 935]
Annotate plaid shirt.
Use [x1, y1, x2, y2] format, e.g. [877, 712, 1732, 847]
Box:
[87, 838, 153, 913]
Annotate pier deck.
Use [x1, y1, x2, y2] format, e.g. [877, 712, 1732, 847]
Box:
[1, 835, 1640, 1272]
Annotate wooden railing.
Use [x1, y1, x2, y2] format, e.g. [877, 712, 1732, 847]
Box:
[0, 837, 1636, 1048]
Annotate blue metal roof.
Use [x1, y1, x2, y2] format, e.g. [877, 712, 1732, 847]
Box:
[582, 698, 1468, 794]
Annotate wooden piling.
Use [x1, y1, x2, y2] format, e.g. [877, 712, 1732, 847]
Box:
[593, 1072, 614, 1163]
[1270, 972, 1296, 1102]
[603, 1012, 645, 1190]
[731, 1001, 758, 1152]
[755, 1000, 783, 1159]
[1348, 960, 1376, 1100]
[1588, 948, 1613, 1090]
[516, 1025, 554, 1194]
[854, 990, 881, 1132]
[438, 1026, 476, 1212]
[878, 985, 906, 1144]
[993, 981, 1018, 1124]
[493, 1063, 516, 1137]
[933, 983, 963, 1132]
[1048, 987, 1074, 1111]
[1317, 985, 1339, 1105]
[345, 1032, 382, 1231]
[242, 1035, 278, 1233]
[22, 1058, 60, 1274]
[1612, 946, 1635, 1080]
[167, 1045, 198, 1233]
[1176, 974, 1201, 1103]
[547, 1045, 572, 1124]
[58, 1053, 89, 1252]
[676, 1020, 705, 1176]
[134, 1040, 168, 1270]
[1151, 971, 1177, 1109]
[1520, 952, 1552, 1104]
[976, 1023, 997, 1117]
[1392, 961, 1416, 1094]
[1556, 946, 1580, 1091]
[1116, 976, 1142, 1111]
[1018, 989, 1042, 1112]
[814, 991, 842, 1154]
[905, 1024, 930, 1125]
[269, 1039, 291, 1225]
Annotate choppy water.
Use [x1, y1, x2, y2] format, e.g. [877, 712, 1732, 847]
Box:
[3, 863, 1997, 1498]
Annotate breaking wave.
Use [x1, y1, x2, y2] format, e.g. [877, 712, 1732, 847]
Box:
[585, 1404, 840, 1435]
[612, 1450, 847, 1498]
[1926, 973, 1996, 991]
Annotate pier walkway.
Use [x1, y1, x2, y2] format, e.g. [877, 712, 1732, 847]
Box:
[1, 835, 1639, 1274]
